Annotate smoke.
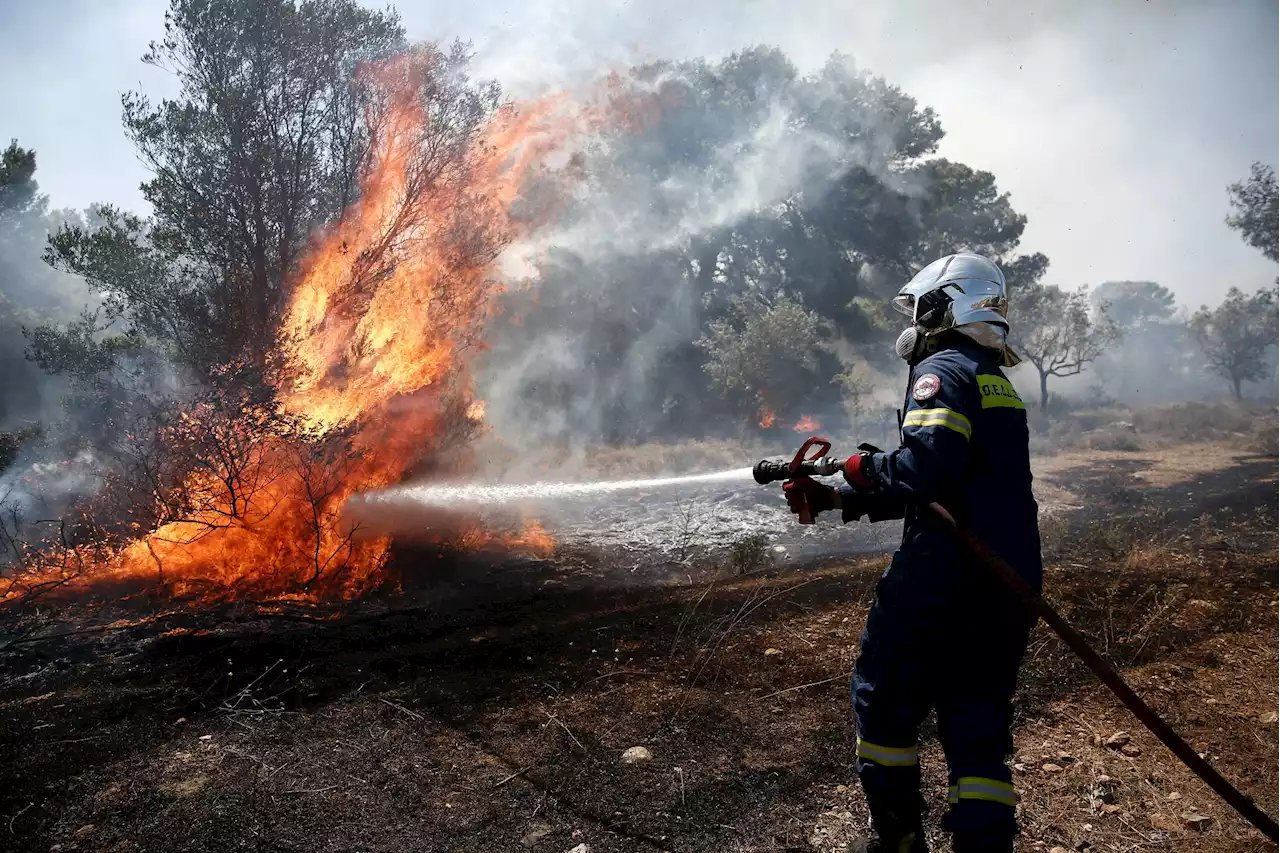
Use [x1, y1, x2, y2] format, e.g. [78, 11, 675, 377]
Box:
[0, 200, 95, 431]
[475, 50, 938, 456]
[403, 0, 1278, 304]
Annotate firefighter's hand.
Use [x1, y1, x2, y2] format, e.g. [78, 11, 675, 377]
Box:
[783, 477, 838, 519]
[841, 450, 877, 491]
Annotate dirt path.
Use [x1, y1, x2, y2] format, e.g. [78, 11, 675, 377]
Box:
[1, 443, 1276, 852]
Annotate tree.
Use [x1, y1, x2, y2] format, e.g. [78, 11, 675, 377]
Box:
[1226, 162, 1278, 262]
[12, 3, 508, 592]
[1009, 282, 1118, 412]
[1085, 280, 1202, 402]
[34, 0, 415, 375]
[902, 159, 1029, 267]
[1090, 280, 1176, 331]
[0, 141, 39, 219]
[1188, 287, 1278, 400]
[697, 291, 828, 426]
[0, 142, 97, 435]
[485, 47, 1046, 444]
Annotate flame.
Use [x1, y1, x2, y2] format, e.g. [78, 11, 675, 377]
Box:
[459, 519, 555, 558]
[756, 391, 777, 429]
[792, 415, 821, 433]
[4, 51, 602, 603]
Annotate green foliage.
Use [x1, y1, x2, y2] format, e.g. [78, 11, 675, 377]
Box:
[1001, 252, 1050, 291]
[35, 0, 414, 376]
[727, 532, 770, 575]
[1225, 162, 1278, 262]
[905, 159, 1028, 266]
[1188, 287, 1278, 400]
[39, 205, 207, 367]
[24, 310, 148, 381]
[831, 359, 875, 429]
[698, 291, 828, 422]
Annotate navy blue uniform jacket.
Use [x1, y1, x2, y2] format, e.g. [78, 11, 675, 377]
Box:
[844, 338, 1043, 593]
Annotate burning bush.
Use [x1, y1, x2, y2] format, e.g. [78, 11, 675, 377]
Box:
[6, 25, 581, 602]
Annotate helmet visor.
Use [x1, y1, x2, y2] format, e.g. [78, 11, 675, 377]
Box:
[891, 294, 915, 318]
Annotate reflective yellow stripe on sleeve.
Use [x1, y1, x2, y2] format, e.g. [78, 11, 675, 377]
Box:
[952, 776, 1017, 807]
[855, 738, 919, 767]
[902, 407, 972, 440]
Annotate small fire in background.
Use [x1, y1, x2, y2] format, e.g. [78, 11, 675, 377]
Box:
[792, 415, 822, 433]
[756, 391, 777, 429]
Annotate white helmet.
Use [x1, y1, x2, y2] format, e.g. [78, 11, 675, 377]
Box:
[891, 253, 1016, 364]
[892, 253, 1009, 330]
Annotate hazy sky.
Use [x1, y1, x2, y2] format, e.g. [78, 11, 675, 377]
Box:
[1, 0, 1275, 307]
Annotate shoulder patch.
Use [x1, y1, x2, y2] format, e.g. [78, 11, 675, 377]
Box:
[912, 373, 941, 401]
[976, 373, 1025, 409]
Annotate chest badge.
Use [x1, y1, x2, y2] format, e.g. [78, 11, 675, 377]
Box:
[912, 373, 941, 401]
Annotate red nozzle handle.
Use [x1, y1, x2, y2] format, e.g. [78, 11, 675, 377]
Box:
[790, 435, 831, 525]
[789, 436, 832, 474]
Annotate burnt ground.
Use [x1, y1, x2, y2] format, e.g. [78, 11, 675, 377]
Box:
[0, 441, 1276, 853]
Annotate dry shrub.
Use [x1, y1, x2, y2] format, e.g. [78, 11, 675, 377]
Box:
[1082, 426, 1144, 452]
[1032, 401, 1277, 454]
[727, 533, 770, 575]
[1127, 401, 1267, 445]
[1251, 423, 1279, 456]
[1029, 408, 1122, 453]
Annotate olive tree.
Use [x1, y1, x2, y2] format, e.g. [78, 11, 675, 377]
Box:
[1188, 287, 1278, 401]
[1009, 282, 1119, 412]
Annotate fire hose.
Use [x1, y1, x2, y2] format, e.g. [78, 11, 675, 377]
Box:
[754, 436, 1279, 843]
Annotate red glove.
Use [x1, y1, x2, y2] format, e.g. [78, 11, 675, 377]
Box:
[842, 451, 876, 490]
[783, 477, 837, 520]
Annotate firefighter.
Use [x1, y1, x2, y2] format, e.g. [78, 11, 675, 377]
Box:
[783, 253, 1043, 853]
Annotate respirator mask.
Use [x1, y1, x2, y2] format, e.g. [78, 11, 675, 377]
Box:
[894, 325, 925, 362]
[892, 286, 954, 363]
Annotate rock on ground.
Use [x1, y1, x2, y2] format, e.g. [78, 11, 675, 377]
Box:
[621, 746, 652, 764]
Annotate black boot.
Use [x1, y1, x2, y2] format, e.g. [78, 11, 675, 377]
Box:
[850, 809, 929, 853]
[850, 831, 928, 853]
[849, 828, 928, 853]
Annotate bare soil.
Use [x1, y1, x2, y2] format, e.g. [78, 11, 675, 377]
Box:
[1, 440, 1276, 853]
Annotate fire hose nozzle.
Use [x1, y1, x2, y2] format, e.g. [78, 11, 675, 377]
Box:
[752, 455, 845, 484]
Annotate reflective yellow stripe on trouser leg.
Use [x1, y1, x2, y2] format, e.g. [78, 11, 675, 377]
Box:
[855, 738, 919, 767]
[948, 776, 1017, 807]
